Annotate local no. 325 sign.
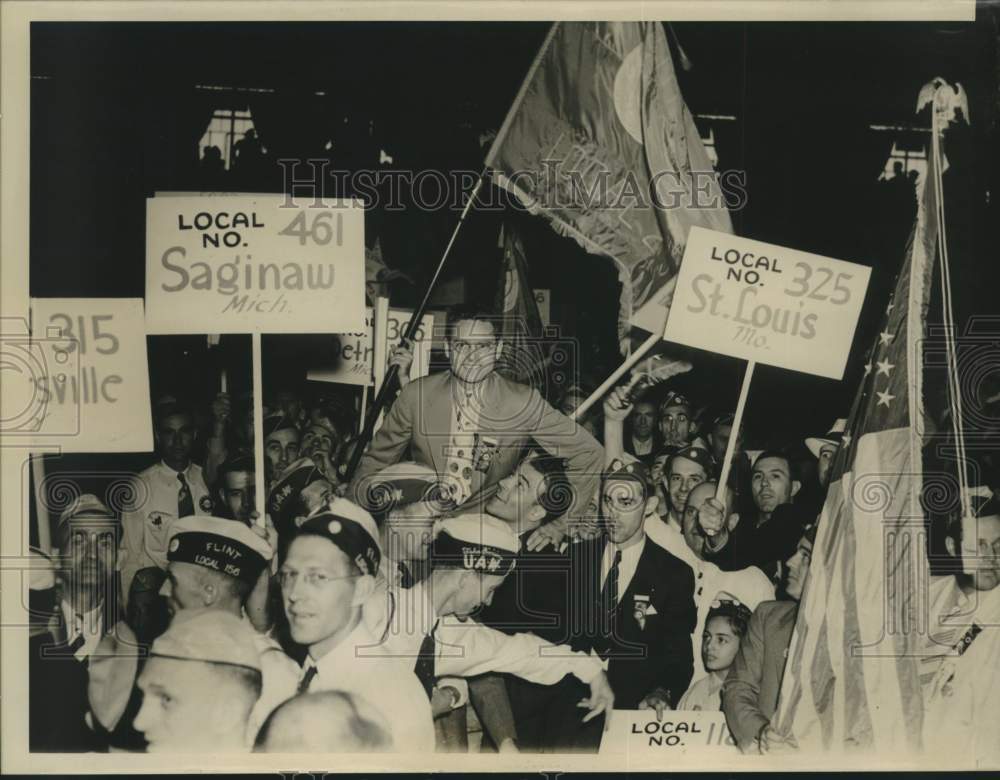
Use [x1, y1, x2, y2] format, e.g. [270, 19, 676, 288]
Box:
[145, 196, 366, 334]
[664, 227, 871, 380]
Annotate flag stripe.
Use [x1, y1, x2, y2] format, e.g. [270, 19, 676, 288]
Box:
[776, 141, 939, 752]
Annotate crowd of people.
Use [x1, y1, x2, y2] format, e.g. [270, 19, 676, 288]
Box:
[28, 303, 1000, 757]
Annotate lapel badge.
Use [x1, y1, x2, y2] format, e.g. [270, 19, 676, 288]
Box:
[633, 594, 652, 630]
[473, 434, 500, 473]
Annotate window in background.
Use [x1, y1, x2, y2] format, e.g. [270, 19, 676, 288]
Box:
[198, 108, 262, 170]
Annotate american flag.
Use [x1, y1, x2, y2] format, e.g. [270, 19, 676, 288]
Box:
[772, 152, 940, 750]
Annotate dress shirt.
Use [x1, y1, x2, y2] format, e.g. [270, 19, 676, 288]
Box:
[59, 599, 103, 661]
[921, 577, 1000, 764]
[600, 535, 646, 598]
[243, 617, 301, 745]
[631, 436, 654, 457]
[299, 615, 436, 753]
[371, 579, 605, 687]
[118, 461, 212, 601]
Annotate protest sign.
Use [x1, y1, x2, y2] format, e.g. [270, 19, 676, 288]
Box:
[28, 298, 153, 452]
[664, 226, 871, 380]
[599, 709, 739, 760]
[145, 195, 366, 334]
[307, 307, 434, 387]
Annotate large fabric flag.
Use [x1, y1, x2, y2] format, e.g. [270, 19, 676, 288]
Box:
[494, 223, 547, 389]
[773, 151, 940, 751]
[487, 22, 732, 342]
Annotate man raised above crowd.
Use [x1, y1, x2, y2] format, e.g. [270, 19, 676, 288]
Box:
[349, 303, 603, 519]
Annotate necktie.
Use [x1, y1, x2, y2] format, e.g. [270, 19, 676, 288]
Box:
[444, 395, 477, 506]
[413, 622, 438, 701]
[298, 663, 318, 694]
[601, 549, 622, 628]
[177, 472, 194, 518]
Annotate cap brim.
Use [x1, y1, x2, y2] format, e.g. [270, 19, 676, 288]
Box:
[805, 437, 838, 459]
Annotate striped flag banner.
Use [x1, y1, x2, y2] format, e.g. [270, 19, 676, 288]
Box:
[773, 146, 941, 751]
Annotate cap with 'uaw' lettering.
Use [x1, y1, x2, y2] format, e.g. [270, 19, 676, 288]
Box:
[167, 515, 272, 586]
[431, 515, 519, 577]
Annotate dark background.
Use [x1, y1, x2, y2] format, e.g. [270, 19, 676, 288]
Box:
[29, 17, 1000, 442]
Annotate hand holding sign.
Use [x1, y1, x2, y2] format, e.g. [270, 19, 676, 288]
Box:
[638, 687, 674, 722]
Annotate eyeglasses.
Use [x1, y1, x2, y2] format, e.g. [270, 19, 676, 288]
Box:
[452, 340, 497, 354]
[278, 569, 361, 590]
[976, 538, 1000, 558]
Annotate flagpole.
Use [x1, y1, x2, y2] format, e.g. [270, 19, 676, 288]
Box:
[345, 23, 563, 482]
[252, 333, 265, 529]
[570, 329, 662, 422]
[32, 455, 52, 555]
[716, 360, 755, 506]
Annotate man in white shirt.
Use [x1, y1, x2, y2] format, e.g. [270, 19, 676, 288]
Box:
[119, 403, 213, 635]
[370, 513, 616, 751]
[281, 498, 437, 753]
[921, 496, 1000, 763]
[645, 481, 774, 680]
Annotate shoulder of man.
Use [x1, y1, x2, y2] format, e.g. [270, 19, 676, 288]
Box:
[644, 534, 695, 579]
[753, 598, 797, 624]
[396, 371, 447, 405]
[137, 462, 162, 480]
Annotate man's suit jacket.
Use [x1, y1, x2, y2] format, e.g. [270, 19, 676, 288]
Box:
[349, 371, 603, 515]
[29, 589, 124, 752]
[707, 502, 813, 582]
[567, 535, 697, 709]
[721, 599, 797, 751]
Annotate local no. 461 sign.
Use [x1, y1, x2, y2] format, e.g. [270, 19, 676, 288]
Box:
[664, 227, 871, 380]
[145, 196, 366, 334]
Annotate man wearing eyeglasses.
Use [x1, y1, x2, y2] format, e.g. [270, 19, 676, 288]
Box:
[281, 499, 436, 752]
[348, 303, 604, 536]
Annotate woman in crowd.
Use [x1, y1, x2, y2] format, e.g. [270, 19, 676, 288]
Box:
[677, 599, 753, 711]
